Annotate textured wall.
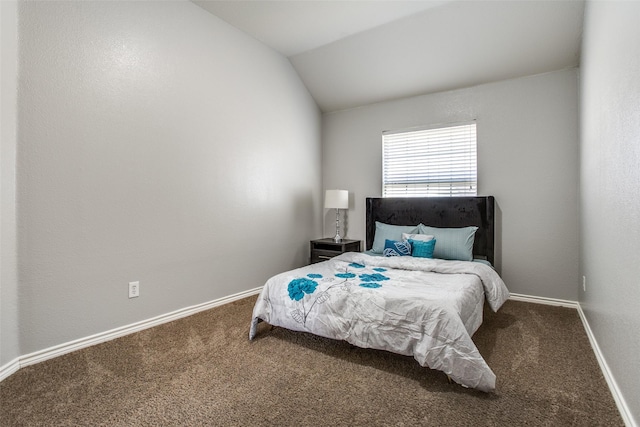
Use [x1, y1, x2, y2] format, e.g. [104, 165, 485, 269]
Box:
[322, 69, 580, 301]
[580, 1, 640, 423]
[1, 0, 20, 368]
[16, 1, 321, 355]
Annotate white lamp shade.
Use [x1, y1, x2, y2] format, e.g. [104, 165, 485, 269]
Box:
[324, 189, 349, 209]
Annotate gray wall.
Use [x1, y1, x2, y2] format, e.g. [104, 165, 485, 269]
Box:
[580, 1, 640, 423]
[1, 0, 20, 368]
[12, 1, 321, 357]
[322, 69, 580, 301]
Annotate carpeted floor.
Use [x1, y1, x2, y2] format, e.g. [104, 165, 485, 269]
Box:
[0, 296, 623, 426]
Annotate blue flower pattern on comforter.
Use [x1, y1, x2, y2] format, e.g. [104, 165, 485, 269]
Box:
[359, 273, 390, 283]
[284, 262, 388, 324]
[287, 278, 319, 301]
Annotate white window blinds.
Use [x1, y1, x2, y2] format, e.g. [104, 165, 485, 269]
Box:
[382, 122, 477, 197]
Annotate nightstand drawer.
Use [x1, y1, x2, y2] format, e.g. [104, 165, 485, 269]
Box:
[311, 249, 341, 263]
[310, 238, 361, 264]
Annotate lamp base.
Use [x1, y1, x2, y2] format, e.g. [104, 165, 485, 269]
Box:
[333, 209, 342, 243]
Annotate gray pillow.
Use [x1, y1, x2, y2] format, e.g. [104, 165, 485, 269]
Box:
[371, 222, 420, 253]
[418, 225, 478, 261]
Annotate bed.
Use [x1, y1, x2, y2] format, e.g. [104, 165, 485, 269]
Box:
[249, 196, 509, 392]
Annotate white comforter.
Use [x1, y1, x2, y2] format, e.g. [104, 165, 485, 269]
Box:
[249, 252, 509, 392]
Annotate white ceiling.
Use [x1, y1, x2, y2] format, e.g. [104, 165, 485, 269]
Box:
[194, 0, 585, 113]
[193, 1, 450, 57]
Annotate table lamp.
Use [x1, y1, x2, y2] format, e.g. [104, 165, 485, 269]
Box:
[324, 189, 349, 242]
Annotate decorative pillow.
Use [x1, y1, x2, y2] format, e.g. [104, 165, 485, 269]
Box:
[417, 225, 479, 262]
[371, 222, 419, 253]
[383, 239, 412, 257]
[402, 233, 434, 242]
[409, 238, 436, 258]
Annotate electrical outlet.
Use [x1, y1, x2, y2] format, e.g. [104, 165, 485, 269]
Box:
[129, 281, 140, 298]
[582, 276, 586, 292]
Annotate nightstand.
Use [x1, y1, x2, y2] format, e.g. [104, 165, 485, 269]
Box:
[310, 238, 361, 264]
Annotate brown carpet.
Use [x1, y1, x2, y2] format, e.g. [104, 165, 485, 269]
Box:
[0, 296, 623, 426]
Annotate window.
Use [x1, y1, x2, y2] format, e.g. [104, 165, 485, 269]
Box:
[382, 122, 477, 197]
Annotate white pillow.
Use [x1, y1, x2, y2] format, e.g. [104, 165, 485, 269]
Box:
[402, 233, 434, 242]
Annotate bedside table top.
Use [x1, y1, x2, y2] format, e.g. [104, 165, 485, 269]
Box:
[311, 238, 360, 245]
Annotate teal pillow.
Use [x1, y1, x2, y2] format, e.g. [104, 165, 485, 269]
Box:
[383, 239, 412, 257]
[371, 222, 420, 253]
[409, 238, 436, 258]
[418, 225, 478, 262]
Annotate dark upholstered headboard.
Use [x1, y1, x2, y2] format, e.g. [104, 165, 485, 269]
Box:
[365, 196, 495, 265]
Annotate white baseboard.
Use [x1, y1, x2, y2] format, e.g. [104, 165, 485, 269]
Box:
[0, 287, 263, 381]
[577, 304, 637, 427]
[0, 358, 20, 382]
[508, 292, 579, 308]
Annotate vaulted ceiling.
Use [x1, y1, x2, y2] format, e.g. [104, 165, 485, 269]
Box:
[194, 1, 585, 113]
